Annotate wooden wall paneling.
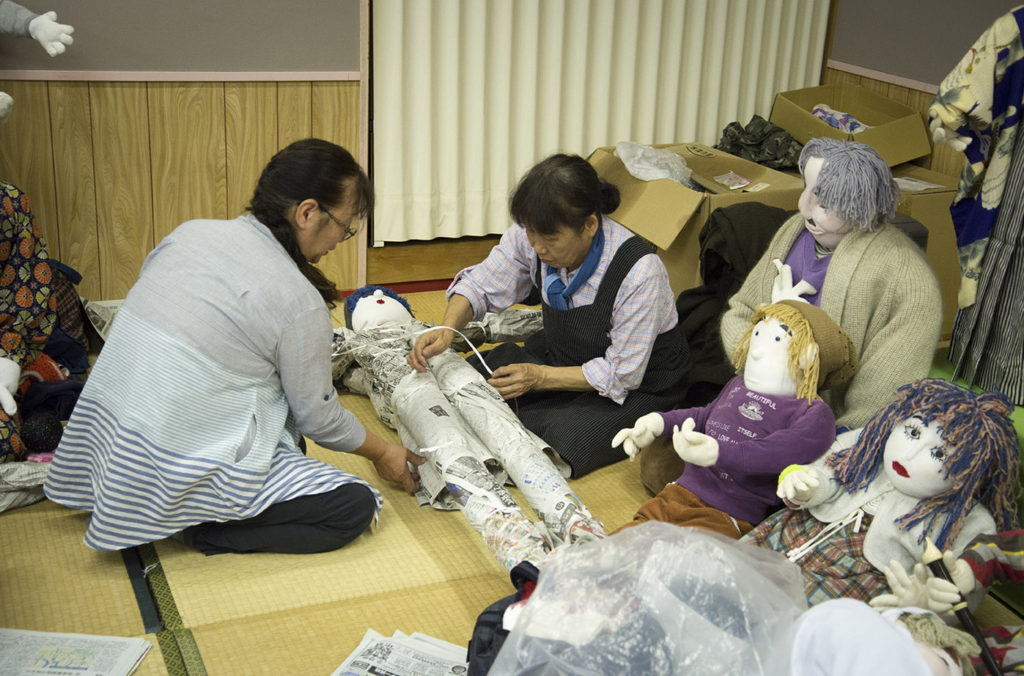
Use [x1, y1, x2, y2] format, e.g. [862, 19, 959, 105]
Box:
[225, 82, 278, 218]
[312, 81, 361, 291]
[90, 82, 154, 300]
[48, 81, 101, 300]
[277, 82, 313, 148]
[147, 83, 228, 244]
[0, 80, 58, 256]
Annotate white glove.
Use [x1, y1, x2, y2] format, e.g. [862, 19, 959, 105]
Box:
[0, 92, 12, 126]
[671, 417, 719, 466]
[771, 258, 816, 303]
[611, 412, 664, 460]
[929, 114, 970, 152]
[924, 551, 976, 615]
[871, 560, 930, 610]
[28, 11, 74, 57]
[776, 465, 819, 503]
[0, 357, 20, 416]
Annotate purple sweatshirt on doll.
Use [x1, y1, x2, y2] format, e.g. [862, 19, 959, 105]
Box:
[658, 375, 835, 524]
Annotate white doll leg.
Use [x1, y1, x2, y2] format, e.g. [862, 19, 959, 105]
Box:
[430, 350, 605, 545]
[394, 370, 551, 570]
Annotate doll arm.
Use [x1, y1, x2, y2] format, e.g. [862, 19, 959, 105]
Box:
[777, 464, 821, 505]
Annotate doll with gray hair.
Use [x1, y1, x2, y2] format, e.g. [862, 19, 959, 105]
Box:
[718, 137, 942, 436]
[797, 137, 900, 233]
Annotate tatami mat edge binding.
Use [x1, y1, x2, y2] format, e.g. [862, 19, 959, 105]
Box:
[137, 542, 208, 676]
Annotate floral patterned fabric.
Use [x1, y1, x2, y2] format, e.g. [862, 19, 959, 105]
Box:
[929, 6, 1024, 307]
[0, 181, 56, 462]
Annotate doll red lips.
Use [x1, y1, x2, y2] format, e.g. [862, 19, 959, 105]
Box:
[891, 461, 909, 478]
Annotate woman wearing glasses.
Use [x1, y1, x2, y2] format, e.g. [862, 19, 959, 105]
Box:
[45, 138, 422, 555]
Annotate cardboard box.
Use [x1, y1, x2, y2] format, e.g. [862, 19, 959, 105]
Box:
[891, 164, 960, 342]
[770, 83, 931, 167]
[588, 143, 804, 295]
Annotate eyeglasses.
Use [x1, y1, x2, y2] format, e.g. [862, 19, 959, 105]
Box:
[320, 207, 362, 241]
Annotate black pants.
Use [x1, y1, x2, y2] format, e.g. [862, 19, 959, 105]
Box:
[184, 483, 376, 555]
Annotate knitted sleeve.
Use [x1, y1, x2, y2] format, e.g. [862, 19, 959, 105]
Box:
[831, 233, 941, 430]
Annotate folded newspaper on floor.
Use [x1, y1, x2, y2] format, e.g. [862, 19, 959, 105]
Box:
[331, 628, 467, 676]
[0, 628, 151, 676]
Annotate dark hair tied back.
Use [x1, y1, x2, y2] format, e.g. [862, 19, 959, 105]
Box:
[247, 138, 373, 307]
[509, 153, 619, 236]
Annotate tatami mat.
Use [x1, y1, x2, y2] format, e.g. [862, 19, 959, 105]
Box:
[0, 499, 148, 636]
[190, 574, 512, 676]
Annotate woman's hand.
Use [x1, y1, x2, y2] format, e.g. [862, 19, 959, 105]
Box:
[372, 442, 425, 494]
[487, 363, 544, 399]
[407, 327, 454, 372]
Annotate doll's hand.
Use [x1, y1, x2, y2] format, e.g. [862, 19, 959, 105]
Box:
[770, 258, 817, 303]
[0, 92, 12, 126]
[929, 114, 970, 152]
[871, 560, 930, 610]
[612, 412, 664, 460]
[922, 551, 976, 615]
[776, 464, 818, 503]
[28, 11, 74, 57]
[671, 418, 719, 466]
[0, 357, 19, 415]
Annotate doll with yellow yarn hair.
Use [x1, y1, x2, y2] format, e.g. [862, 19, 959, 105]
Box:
[612, 300, 857, 538]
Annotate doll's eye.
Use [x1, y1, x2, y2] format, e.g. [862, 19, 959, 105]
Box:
[774, 335, 781, 342]
[930, 446, 947, 461]
[903, 422, 921, 440]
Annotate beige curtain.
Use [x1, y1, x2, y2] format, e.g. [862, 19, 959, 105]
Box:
[371, 0, 829, 243]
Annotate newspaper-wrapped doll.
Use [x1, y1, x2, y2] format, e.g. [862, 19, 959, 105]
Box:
[333, 285, 605, 571]
[744, 378, 1020, 606]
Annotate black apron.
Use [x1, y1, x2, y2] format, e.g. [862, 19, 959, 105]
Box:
[480, 236, 690, 477]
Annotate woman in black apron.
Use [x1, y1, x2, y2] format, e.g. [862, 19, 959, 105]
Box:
[408, 154, 689, 477]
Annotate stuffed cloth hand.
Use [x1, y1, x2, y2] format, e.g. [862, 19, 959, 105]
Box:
[671, 417, 719, 466]
[611, 412, 664, 460]
[928, 114, 970, 152]
[776, 464, 819, 503]
[0, 92, 12, 126]
[771, 258, 816, 303]
[28, 11, 74, 57]
[870, 560, 931, 610]
[923, 551, 976, 615]
[0, 357, 20, 415]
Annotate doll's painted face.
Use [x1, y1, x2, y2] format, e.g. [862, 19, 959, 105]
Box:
[799, 157, 855, 250]
[742, 317, 798, 397]
[350, 289, 414, 330]
[882, 417, 954, 499]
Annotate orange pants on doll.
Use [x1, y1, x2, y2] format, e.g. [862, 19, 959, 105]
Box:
[613, 482, 754, 539]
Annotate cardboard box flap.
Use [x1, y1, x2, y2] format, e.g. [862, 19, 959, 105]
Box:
[769, 83, 931, 167]
[587, 143, 804, 295]
[588, 146, 704, 250]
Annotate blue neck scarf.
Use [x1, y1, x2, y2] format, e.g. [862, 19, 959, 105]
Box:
[542, 223, 604, 311]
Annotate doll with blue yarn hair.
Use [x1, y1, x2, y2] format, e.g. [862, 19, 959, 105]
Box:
[334, 284, 604, 572]
[744, 378, 1020, 607]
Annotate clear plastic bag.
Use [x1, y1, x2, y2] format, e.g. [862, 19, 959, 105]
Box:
[615, 141, 695, 187]
[489, 521, 808, 675]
